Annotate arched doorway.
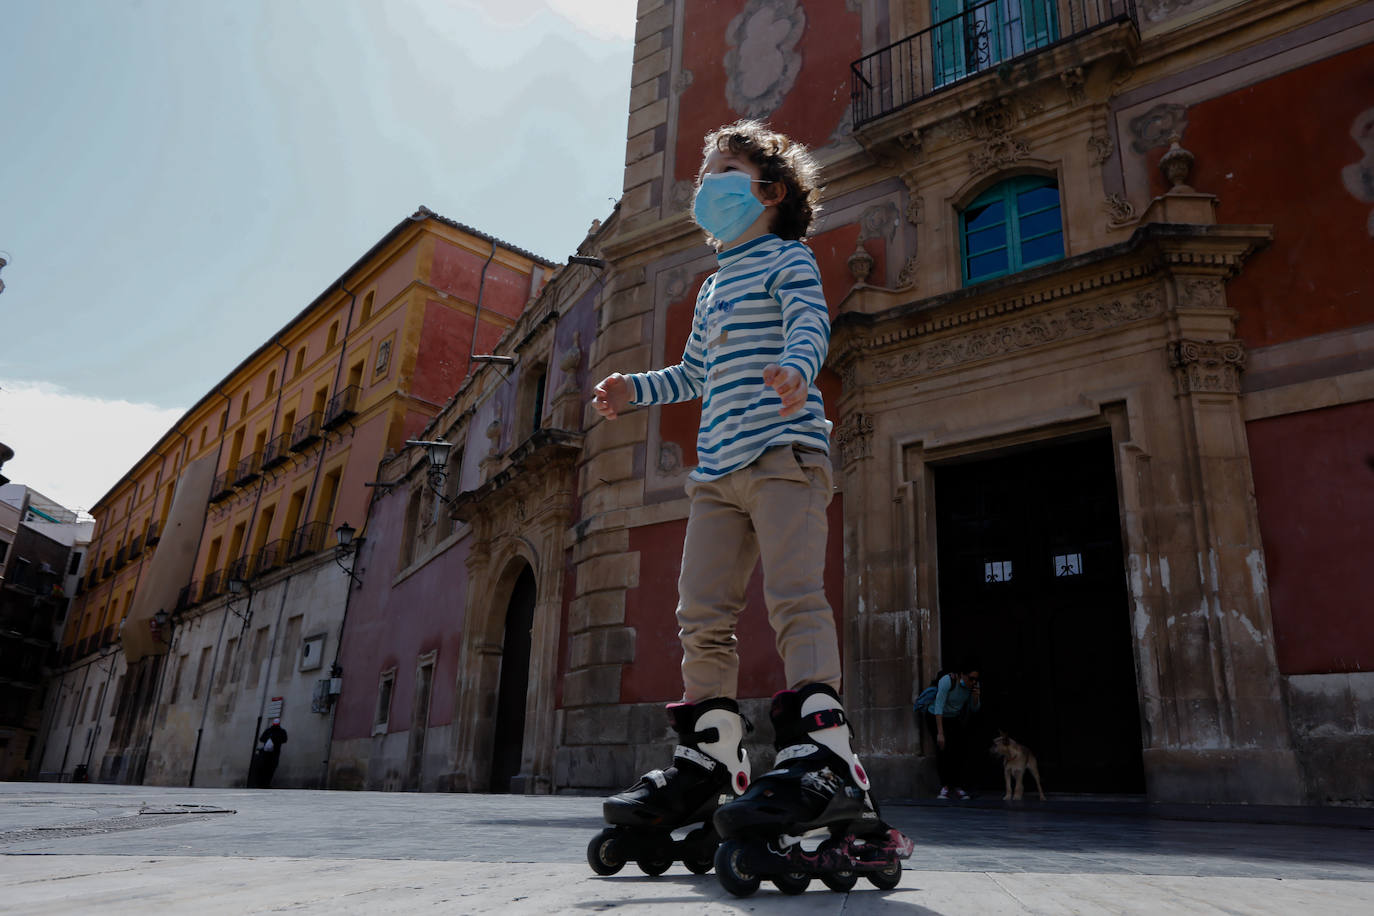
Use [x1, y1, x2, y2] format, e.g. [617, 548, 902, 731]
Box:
[488, 565, 536, 793]
[934, 431, 1145, 795]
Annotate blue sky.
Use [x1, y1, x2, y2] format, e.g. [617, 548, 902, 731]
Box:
[0, 0, 636, 512]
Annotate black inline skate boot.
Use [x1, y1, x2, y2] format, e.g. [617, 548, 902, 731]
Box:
[712, 684, 914, 897]
[587, 697, 750, 877]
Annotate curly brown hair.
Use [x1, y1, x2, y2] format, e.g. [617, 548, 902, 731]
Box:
[699, 119, 821, 242]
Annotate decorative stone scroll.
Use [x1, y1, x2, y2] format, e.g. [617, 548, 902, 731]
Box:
[866, 288, 1163, 385]
[834, 411, 875, 466]
[1168, 339, 1246, 395]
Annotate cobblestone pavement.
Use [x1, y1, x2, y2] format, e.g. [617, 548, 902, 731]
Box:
[2, 783, 1372, 914]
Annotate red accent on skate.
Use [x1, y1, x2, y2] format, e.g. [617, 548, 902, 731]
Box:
[735, 772, 749, 793]
[855, 763, 867, 783]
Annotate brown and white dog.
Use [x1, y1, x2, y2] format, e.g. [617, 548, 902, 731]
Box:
[990, 731, 1045, 801]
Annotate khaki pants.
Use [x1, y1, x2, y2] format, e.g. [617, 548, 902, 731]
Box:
[677, 444, 842, 701]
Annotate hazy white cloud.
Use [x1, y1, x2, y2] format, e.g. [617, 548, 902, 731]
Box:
[454, 0, 638, 40]
[0, 379, 184, 514]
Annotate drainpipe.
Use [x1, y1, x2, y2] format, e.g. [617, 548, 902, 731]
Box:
[467, 240, 499, 370]
[55, 660, 93, 781]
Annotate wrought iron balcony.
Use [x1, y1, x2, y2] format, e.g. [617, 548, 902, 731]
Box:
[146, 520, 160, 546]
[262, 431, 291, 470]
[287, 521, 327, 560]
[209, 471, 234, 503]
[323, 385, 361, 430]
[114, 546, 127, 569]
[233, 450, 263, 486]
[175, 580, 199, 611]
[201, 568, 225, 601]
[102, 558, 112, 578]
[291, 412, 323, 451]
[851, 0, 1136, 127]
[226, 555, 251, 585]
[129, 534, 143, 558]
[254, 539, 287, 577]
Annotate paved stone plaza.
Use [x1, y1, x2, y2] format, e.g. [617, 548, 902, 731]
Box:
[2, 783, 1372, 913]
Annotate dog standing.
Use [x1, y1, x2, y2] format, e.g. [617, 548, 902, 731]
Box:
[990, 731, 1045, 801]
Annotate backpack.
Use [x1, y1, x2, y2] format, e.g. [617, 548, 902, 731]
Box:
[913, 671, 956, 715]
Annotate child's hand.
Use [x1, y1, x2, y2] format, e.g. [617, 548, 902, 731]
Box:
[762, 364, 805, 416]
[593, 373, 631, 420]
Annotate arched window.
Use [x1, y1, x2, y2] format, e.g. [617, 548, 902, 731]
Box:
[960, 174, 1064, 285]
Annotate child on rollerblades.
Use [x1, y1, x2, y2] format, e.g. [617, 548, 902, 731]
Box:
[589, 119, 912, 895]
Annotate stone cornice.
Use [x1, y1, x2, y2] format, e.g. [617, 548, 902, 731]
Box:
[830, 223, 1272, 369]
[451, 428, 584, 525]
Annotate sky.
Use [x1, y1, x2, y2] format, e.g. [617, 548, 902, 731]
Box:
[0, 0, 637, 516]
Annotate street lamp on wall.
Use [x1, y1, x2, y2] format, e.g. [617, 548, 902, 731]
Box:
[334, 522, 364, 589]
[151, 609, 174, 645]
[225, 575, 252, 623]
[404, 438, 453, 500]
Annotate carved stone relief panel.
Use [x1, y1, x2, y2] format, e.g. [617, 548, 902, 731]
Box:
[1168, 339, 1246, 395]
[1129, 103, 1188, 153]
[724, 0, 806, 118]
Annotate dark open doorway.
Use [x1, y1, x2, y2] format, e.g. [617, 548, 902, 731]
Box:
[489, 565, 536, 793]
[934, 431, 1144, 795]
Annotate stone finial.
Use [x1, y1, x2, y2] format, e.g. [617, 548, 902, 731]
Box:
[1159, 135, 1195, 191]
[847, 241, 875, 285]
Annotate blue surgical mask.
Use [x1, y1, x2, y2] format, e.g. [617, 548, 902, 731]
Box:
[693, 172, 768, 244]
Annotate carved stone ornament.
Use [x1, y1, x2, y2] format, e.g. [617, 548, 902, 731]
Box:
[866, 288, 1163, 384]
[1087, 134, 1115, 167]
[896, 254, 920, 290]
[486, 413, 503, 457]
[1158, 136, 1196, 190]
[674, 69, 695, 94]
[1168, 339, 1246, 395]
[1060, 67, 1086, 105]
[897, 129, 924, 158]
[1129, 103, 1188, 153]
[1340, 106, 1374, 236]
[1180, 277, 1223, 310]
[834, 412, 876, 466]
[664, 267, 691, 303]
[1103, 193, 1137, 229]
[848, 242, 875, 285]
[859, 202, 900, 241]
[970, 135, 1031, 175]
[658, 442, 684, 474]
[724, 0, 805, 118]
[558, 331, 583, 394]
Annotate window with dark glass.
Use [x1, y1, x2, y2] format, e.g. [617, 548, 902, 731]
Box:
[932, 0, 1059, 87]
[961, 175, 1064, 285]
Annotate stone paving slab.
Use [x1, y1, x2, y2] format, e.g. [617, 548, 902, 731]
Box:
[4, 856, 1374, 915]
[2, 784, 1373, 914]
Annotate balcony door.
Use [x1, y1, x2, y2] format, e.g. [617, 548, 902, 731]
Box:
[932, 0, 1059, 88]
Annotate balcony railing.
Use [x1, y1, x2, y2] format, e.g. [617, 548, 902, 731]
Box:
[262, 431, 291, 470]
[201, 568, 225, 601]
[175, 580, 199, 611]
[114, 546, 127, 569]
[102, 559, 112, 578]
[226, 555, 251, 587]
[287, 521, 327, 560]
[146, 520, 160, 546]
[233, 450, 263, 486]
[323, 385, 361, 430]
[254, 539, 288, 577]
[129, 534, 143, 558]
[851, 0, 1135, 126]
[291, 412, 323, 451]
[209, 471, 234, 503]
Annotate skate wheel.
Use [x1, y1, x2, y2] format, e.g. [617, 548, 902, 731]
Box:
[637, 857, 672, 876]
[772, 871, 810, 895]
[587, 827, 625, 876]
[682, 827, 715, 875]
[714, 840, 761, 898]
[821, 871, 858, 892]
[866, 860, 902, 890]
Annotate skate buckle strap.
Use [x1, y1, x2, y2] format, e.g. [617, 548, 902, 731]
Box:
[645, 769, 668, 788]
[673, 744, 718, 772]
[772, 743, 820, 766]
[806, 708, 846, 730]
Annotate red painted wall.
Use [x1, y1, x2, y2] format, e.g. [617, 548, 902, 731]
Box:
[1152, 45, 1374, 348]
[621, 492, 846, 703]
[1247, 400, 1374, 674]
[414, 300, 476, 405]
[676, 1, 861, 182]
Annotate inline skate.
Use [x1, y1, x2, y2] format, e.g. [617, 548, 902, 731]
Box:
[711, 684, 914, 896]
[587, 697, 750, 877]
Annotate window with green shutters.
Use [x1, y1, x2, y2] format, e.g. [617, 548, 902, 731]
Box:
[932, 0, 1060, 88]
[960, 175, 1065, 285]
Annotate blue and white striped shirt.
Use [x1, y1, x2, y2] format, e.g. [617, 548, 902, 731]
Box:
[627, 234, 833, 481]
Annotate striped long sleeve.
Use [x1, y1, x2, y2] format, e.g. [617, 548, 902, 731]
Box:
[626, 234, 833, 481]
